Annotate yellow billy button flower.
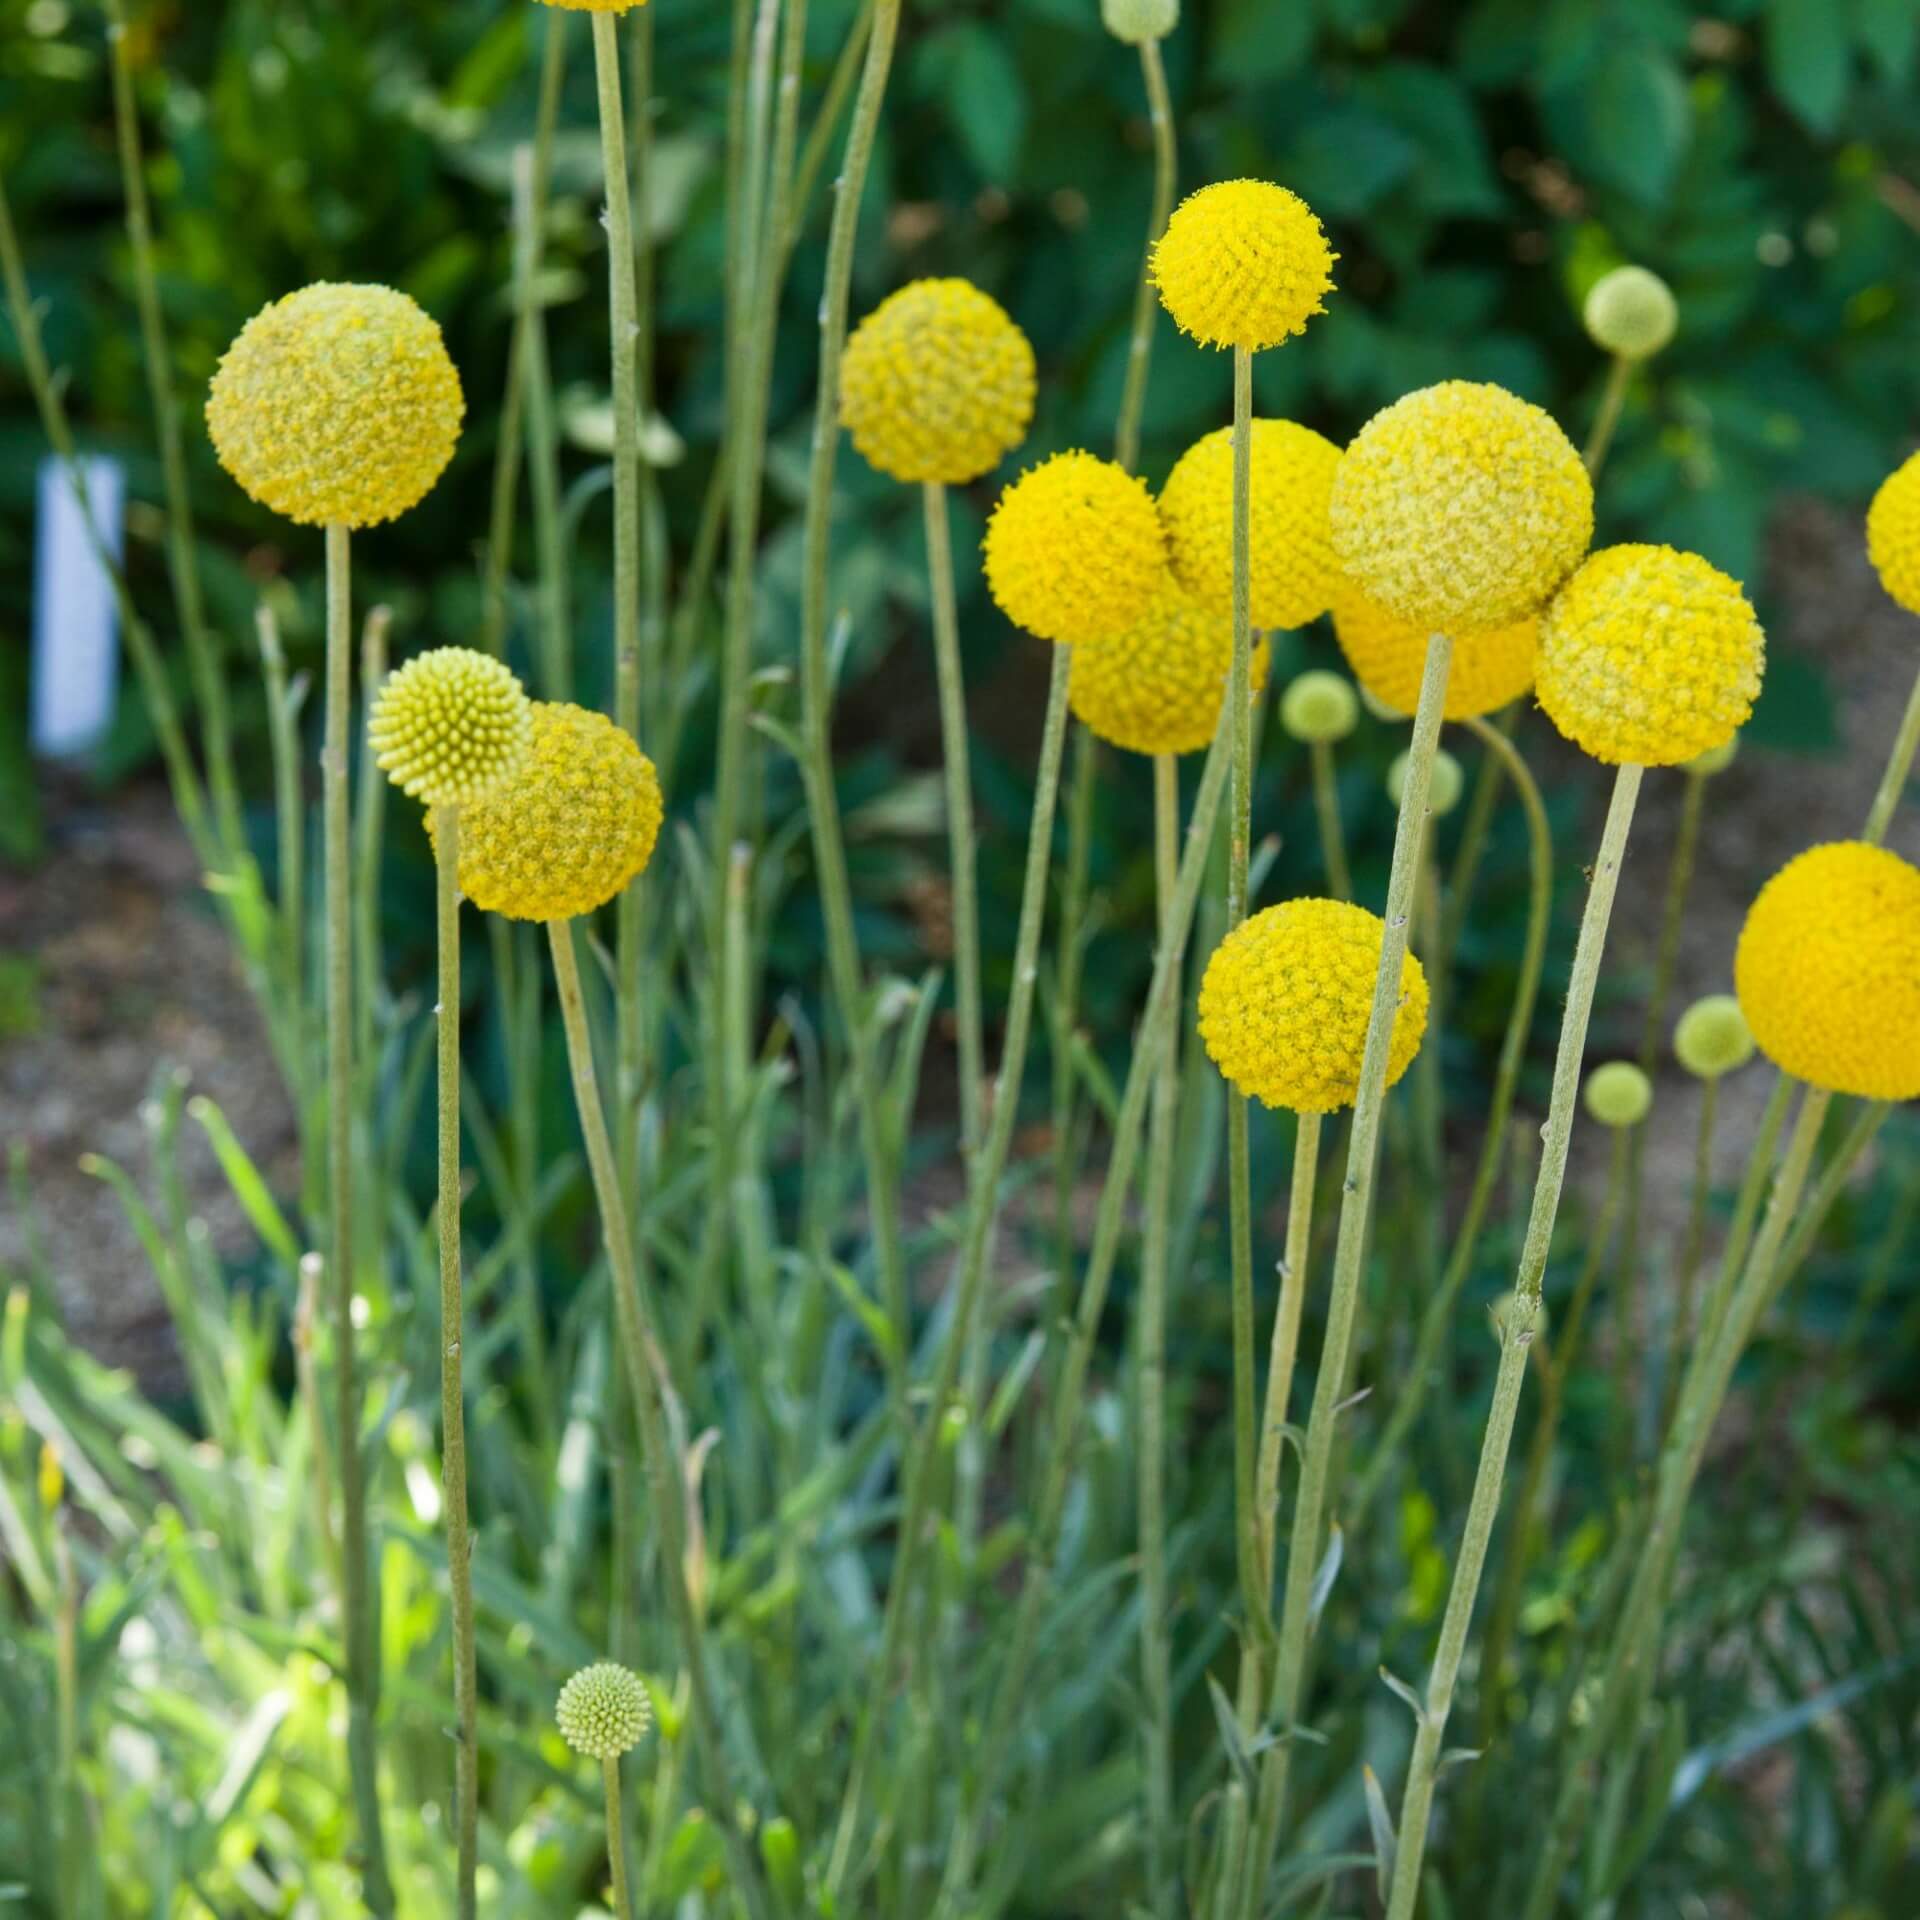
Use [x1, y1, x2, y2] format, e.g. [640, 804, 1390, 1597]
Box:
[369, 647, 532, 809]
[840, 279, 1036, 486]
[208, 283, 464, 528]
[1151, 179, 1336, 353]
[1069, 582, 1270, 756]
[1537, 544, 1764, 767]
[1866, 450, 1920, 616]
[1734, 841, 1920, 1102]
[556, 1663, 653, 1760]
[1673, 994, 1754, 1080]
[1328, 574, 1537, 722]
[1582, 1060, 1652, 1128]
[440, 702, 663, 922]
[984, 451, 1169, 644]
[1198, 897, 1428, 1114]
[1158, 420, 1343, 628]
[1329, 380, 1592, 633]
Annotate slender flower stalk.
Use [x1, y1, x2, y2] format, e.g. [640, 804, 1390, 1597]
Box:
[1864, 664, 1920, 842]
[1254, 1110, 1322, 1579]
[1051, 730, 1098, 1307]
[255, 605, 306, 1027]
[1584, 352, 1631, 476]
[1661, 1072, 1720, 1428]
[1309, 741, 1353, 899]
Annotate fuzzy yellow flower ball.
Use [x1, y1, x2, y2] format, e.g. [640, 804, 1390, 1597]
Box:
[840, 279, 1036, 486]
[440, 702, 663, 922]
[1329, 380, 1591, 633]
[984, 452, 1169, 644]
[1197, 898, 1428, 1113]
[1866, 450, 1920, 616]
[208, 283, 464, 529]
[1158, 420, 1342, 628]
[1068, 583, 1269, 756]
[1328, 574, 1537, 721]
[369, 647, 532, 809]
[1734, 841, 1920, 1102]
[556, 1663, 652, 1759]
[1536, 544, 1763, 767]
[1151, 180, 1336, 353]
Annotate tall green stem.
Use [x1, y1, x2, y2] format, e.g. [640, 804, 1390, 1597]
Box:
[1051, 727, 1098, 1307]
[1584, 352, 1631, 477]
[1660, 1074, 1719, 1429]
[1255, 1111, 1322, 1579]
[1115, 34, 1176, 473]
[603, 1756, 634, 1920]
[1864, 662, 1920, 843]
[1309, 741, 1353, 900]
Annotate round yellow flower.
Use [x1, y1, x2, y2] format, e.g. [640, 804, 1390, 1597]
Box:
[369, 647, 532, 809]
[840, 279, 1036, 485]
[1734, 841, 1920, 1101]
[556, 1663, 652, 1759]
[1328, 574, 1537, 721]
[441, 702, 663, 922]
[1157, 420, 1342, 628]
[1197, 898, 1428, 1114]
[207, 283, 464, 529]
[1151, 180, 1336, 353]
[1866, 450, 1920, 616]
[1068, 583, 1270, 756]
[984, 452, 1169, 644]
[1536, 544, 1763, 766]
[1329, 380, 1591, 632]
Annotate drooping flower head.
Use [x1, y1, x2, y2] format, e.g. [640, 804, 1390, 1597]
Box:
[1151, 180, 1336, 353]
[1734, 841, 1920, 1102]
[1583, 267, 1678, 361]
[1069, 582, 1269, 756]
[1673, 995, 1754, 1079]
[984, 452, 1169, 644]
[369, 648, 532, 809]
[1101, 0, 1178, 41]
[1537, 544, 1763, 766]
[208, 283, 464, 528]
[1278, 670, 1357, 746]
[439, 702, 663, 922]
[1329, 380, 1592, 633]
[1867, 450, 1920, 617]
[556, 1663, 653, 1759]
[1198, 898, 1428, 1114]
[1157, 420, 1342, 628]
[1583, 1061, 1652, 1128]
[1328, 574, 1537, 721]
[840, 279, 1036, 486]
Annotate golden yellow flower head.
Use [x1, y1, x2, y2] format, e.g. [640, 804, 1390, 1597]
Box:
[1673, 994, 1754, 1079]
[1536, 544, 1763, 766]
[1158, 420, 1342, 628]
[1197, 898, 1428, 1113]
[1734, 841, 1920, 1102]
[1866, 450, 1920, 616]
[1278, 669, 1357, 745]
[1329, 380, 1592, 632]
[1068, 582, 1269, 756]
[1328, 574, 1537, 721]
[1583, 1061, 1652, 1128]
[556, 1663, 652, 1759]
[840, 279, 1036, 486]
[984, 452, 1169, 644]
[369, 647, 532, 809]
[1151, 180, 1336, 353]
[439, 702, 663, 922]
[207, 283, 464, 529]
[1583, 266, 1678, 361]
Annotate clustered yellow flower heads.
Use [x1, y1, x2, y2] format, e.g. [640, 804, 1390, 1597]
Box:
[1583, 266, 1678, 361]
[1329, 381, 1592, 632]
[208, 283, 464, 529]
[1734, 841, 1920, 1101]
[1197, 898, 1428, 1114]
[556, 1663, 652, 1760]
[1583, 1061, 1652, 1129]
[1866, 450, 1920, 616]
[1151, 180, 1336, 353]
[1157, 420, 1342, 628]
[1536, 544, 1764, 767]
[1069, 582, 1269, 756]
[1100, 0, 1177, 41]
[369, 648, 532, 809]
[840, 279, 1036, 486]
[984, 452, 1168, 644]
[1674, 994, 1754, 1079]
[440, 702, 663, 922]
[1327, 575, 1537, 721]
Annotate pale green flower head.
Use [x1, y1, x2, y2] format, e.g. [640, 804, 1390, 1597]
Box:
[1281, 669, 1358, 745]
[1387, 746, 1463, 816]
[1101, 0, 1178, 43]
[1583, 266, 1678, 361]
[1583, 1060, 1652, 1129]
[1674, 995, 1754, 1079]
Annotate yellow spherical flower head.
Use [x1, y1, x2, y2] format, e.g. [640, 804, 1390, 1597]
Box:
[984, 452, 1168, 644]
[840, 279, 1036, 486]
[1328, 573, 1537, 721]
[1734, 841, 1920, 1102]
[1069, 583, 1270, 757]
[1536, 544, 1763, 767]
[556, 1663, 652, 1760]
[1158, 421, 1342, 628]
[1329, 381, 1592, 633]
[208, 283, 464, 529]
[440, 702, 663, 922]
[369, 647, 532, 809]
[1152, 180, 1336, 353]
[1866, 450, 1920, 616]
[1197, 898, 1428, 1114]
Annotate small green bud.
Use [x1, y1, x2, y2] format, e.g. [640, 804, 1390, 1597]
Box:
[760, 1818, 803, 1907]
[1583, 266, 1678, 361]
[1280, 669, 1359, 744]
[1100, 0, 1178, 43]
[1387, 746, 1463, 816]
[1673, 994, 1754, 1079]
[556, 1662, 653, 1760]
[1686, 735, 1738, 777]
[1583, 1060, 1652, 1129]
[1490, 1291, 1544, 1342]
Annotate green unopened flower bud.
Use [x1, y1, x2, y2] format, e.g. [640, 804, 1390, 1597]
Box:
[1583, 1060, 1652, 1128]
[1583, 266, 1678, 361]
[1673, 994, 1754, 1079]
[1490, 1290, 1544, 1342]
[1101, 0, 1178, 43]
[556, 1662, 653, 1760]
[1388, 746, 1463, 816]
[1280, 669, 1358, 744]
[1686, 735, 1738, 777]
